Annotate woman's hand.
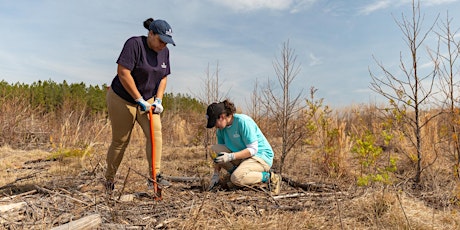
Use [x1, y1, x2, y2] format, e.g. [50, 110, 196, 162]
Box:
[214, 152, 235, 164]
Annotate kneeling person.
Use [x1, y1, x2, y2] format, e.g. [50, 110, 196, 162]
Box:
[206, 100, 281, 195]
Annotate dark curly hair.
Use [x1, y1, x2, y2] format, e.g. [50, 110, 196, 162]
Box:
[143, 18, 154, 30]
[222, 99, 236, 115]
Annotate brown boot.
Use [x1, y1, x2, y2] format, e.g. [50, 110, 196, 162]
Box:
[104, 180, 115, 194]
[269, 173, 281, 195]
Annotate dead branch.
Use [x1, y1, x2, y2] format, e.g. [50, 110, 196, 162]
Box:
[118, 167, 131, 201]
[0, 171, 41, 190]
[63, 189, 95, 204]
[24, 157, 56, 164]
[272, 192, 348, 200]
[0, 189, 37, 201]
[34, 185, 90, 206]
[163, 176, 202, 183]
[155, 218, 178, 229]
[282, 175, 339, 192]
[269, 205, 305, 211]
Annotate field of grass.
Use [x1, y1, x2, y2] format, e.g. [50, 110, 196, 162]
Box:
[1, 96, 460, 229]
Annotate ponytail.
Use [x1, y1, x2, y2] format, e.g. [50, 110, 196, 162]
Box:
[143, 18, 154, 30]
[222, 99, 236, 115]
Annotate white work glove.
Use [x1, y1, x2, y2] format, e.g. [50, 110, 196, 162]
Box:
[208, 172, 220, 191]
[213, 152, 235, 164]
[135, 97, 151, 112]
[152, 98, 164, 114]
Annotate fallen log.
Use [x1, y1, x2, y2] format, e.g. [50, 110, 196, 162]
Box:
[0, 202, 27, 224]
[282, 175, 338, 192]
[50, 213, 101, 230]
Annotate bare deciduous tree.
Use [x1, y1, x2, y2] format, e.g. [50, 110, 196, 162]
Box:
[370, 0, 440, 184]
[261, 40, 305, 174]
[195, 61, 228, 104]
[246, 78, 262, 124]
[194, 61, 229, 159]
[433, 11, 460, 178]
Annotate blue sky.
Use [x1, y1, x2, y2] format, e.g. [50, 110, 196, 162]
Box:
[0, 0, 459, 109]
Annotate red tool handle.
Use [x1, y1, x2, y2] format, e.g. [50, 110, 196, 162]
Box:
[148, 108, 160, 199]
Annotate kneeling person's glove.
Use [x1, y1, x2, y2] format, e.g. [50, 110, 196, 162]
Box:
[135, 97, 151, 112]
[208, 172, 220, 191]
[214, 152, 235, 164]
[152, 98, 164, 114]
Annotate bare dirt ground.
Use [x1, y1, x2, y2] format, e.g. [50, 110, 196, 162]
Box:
[1, 145, 459, 229]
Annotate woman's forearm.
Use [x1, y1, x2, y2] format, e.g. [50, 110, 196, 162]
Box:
[118, 64, 141, 100]
[155, 76, 168, 99]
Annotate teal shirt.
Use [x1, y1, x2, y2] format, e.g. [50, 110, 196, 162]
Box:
[216, 114, 274, 167]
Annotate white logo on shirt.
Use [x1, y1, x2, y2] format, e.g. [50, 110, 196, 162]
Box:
[161, 62, 167, 68]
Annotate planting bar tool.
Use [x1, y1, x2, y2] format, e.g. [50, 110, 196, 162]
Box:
[149, 107, 162, 200]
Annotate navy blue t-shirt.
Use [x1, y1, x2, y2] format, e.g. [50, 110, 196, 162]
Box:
[111, 36, 171, 103]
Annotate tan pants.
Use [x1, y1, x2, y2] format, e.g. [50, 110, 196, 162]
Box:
[105, 88, 162, 181]
[211, 144, 270, 187]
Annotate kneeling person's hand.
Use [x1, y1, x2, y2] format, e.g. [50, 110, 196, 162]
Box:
[213, 152, 235, 164]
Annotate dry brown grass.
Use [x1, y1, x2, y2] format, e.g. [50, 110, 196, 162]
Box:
[1, 140, 460, 229]
[1, 103, 460, 229]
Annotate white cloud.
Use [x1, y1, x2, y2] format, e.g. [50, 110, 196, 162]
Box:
[210, 0, 317, 12]
[290, 0, 318, 13]
[211, 0, 291, 11]
[308, 53, 322, 66]
[359, 0, 391, 15]
[358, 0, 460, 15]
[424, 0, 459, 6]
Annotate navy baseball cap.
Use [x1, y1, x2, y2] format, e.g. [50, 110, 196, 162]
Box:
[206, 102, 225, 128]
[149, 19, 176, 46]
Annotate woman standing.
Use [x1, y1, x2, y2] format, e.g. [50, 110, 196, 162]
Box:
[206, 100, 282, 195]
[104, 18, 175, 193]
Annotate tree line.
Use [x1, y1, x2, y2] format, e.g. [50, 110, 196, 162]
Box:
[0, 79, 205, 116]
